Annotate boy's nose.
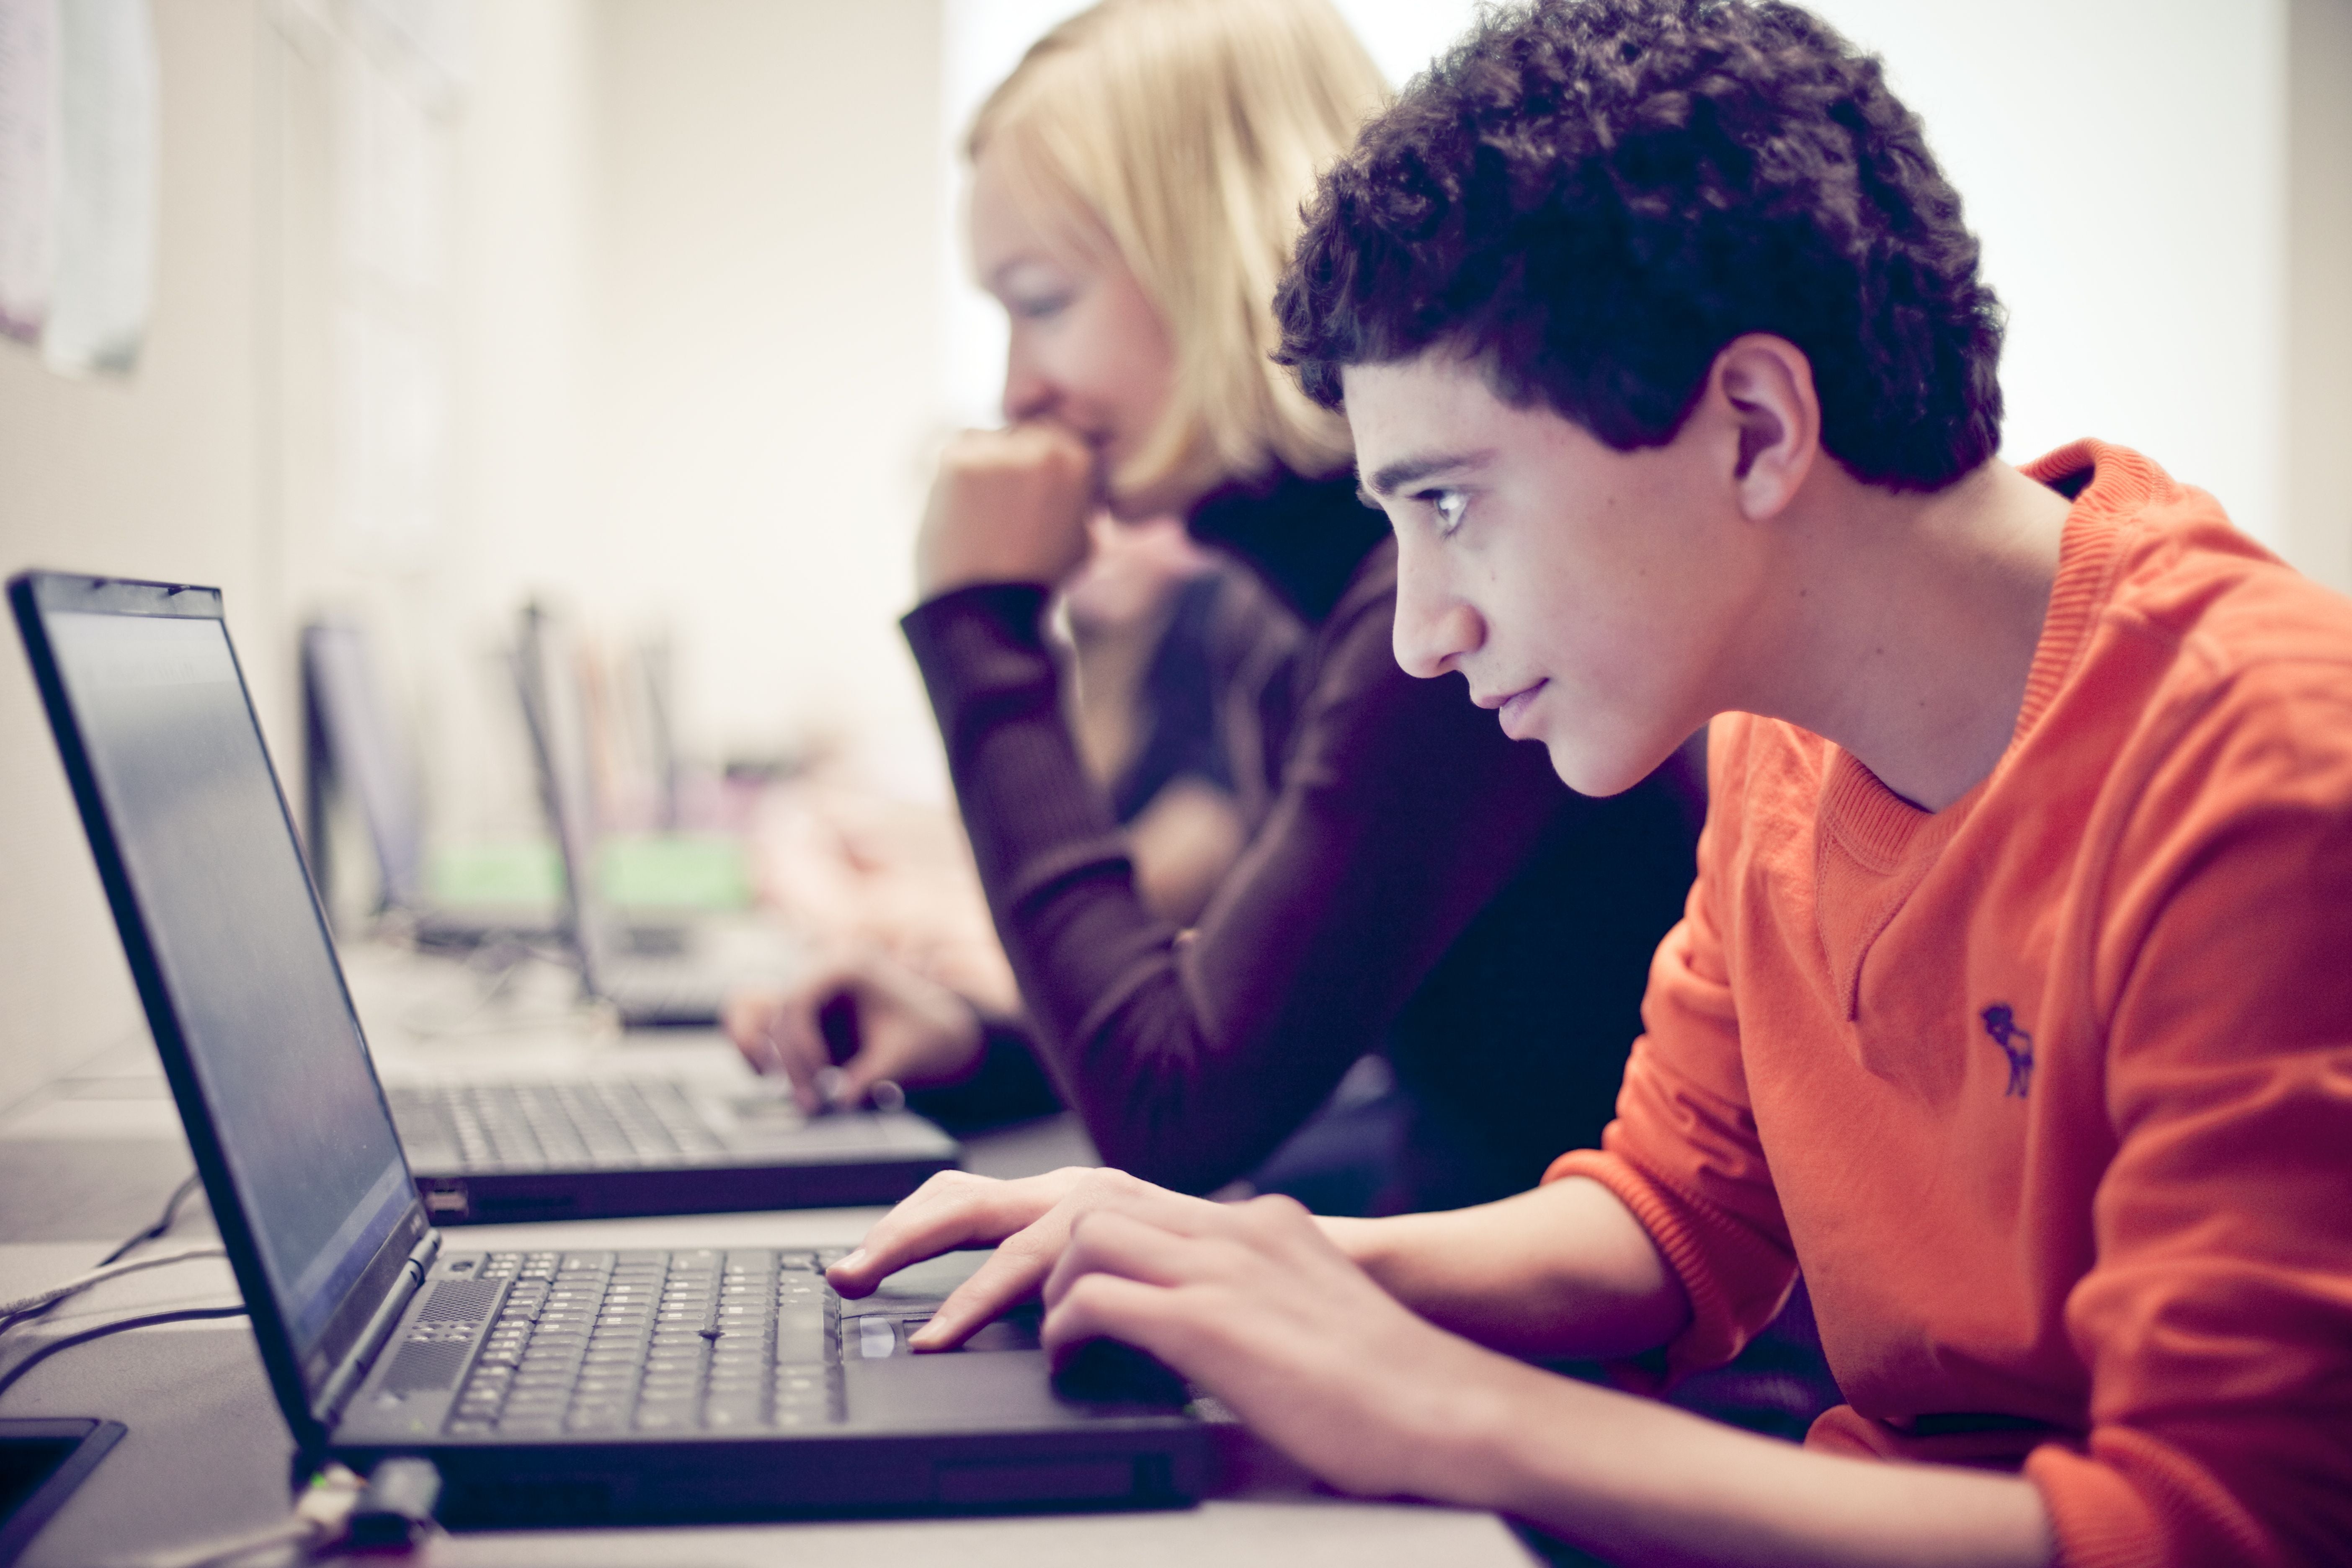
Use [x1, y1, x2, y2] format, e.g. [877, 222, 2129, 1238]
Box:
[1391, 560, 1482, 680]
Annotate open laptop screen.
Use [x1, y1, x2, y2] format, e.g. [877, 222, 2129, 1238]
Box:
[302, 622, 426, 913]
[513, 605, 609, 979]
[37, 600, 415, 1366]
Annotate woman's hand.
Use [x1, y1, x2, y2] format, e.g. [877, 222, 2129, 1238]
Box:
[915, 422, 1100, 600]
[723, 952, 985, 1114]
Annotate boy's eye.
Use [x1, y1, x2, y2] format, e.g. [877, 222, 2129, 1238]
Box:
[1428, 490, 1468, 536]
[1011, 293, 1070, 321]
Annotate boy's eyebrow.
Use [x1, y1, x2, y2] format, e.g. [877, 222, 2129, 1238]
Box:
[1360, 450, 1493, 499]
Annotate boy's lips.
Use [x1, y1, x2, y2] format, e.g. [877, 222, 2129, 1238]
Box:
[1478, 680, 1547, 740]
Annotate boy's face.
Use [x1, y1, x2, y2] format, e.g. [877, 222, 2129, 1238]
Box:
[1346, 351, 1761, 797]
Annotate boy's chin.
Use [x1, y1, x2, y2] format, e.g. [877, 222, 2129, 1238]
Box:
[1543, 731, 1677, 799]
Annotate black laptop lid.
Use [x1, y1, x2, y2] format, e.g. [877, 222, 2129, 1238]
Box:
[302, 621, 426, 913]
[11, 573, 428, 1439]
[512, 603, 614, 983]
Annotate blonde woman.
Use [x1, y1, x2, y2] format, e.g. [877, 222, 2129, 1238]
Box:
[730, 0, 1707, 1213]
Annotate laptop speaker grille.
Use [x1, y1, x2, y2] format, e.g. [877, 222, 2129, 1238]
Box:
[418, 1279, 500, 1323]
[382, 1338, 470, 1395]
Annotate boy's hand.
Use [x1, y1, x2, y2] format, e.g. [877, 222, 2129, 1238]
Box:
[1038, 1186, 1512, 1501]
[826, 1167, 1197, 1346]
[825, 1169, 1514, 1505]
[915, 423, 1099, 599]
[724, 954, 983, 1114]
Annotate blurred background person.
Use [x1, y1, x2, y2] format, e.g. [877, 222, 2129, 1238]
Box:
[727, 0, 1707, 1217]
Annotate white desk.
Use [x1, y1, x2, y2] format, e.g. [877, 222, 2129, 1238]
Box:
[0, 943, 1538, 1568]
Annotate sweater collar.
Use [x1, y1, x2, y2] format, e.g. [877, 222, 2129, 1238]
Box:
[1818, 441, 2148, 867]
[1185, 467, 1390, 625]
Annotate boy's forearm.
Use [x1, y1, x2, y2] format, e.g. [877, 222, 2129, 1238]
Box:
[1432, 1360, 2051, 1568]
[1320, 1175, 1691, 1359]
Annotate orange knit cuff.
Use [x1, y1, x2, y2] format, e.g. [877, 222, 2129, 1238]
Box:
[1543, 1148, 1755, 1388]
[2025, 1443, 2164, 1568]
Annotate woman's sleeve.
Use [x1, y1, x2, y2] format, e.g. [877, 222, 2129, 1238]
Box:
[900, 563, 1578, 1193]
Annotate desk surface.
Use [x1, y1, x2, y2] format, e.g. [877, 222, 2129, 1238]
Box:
[0, 943, 1536, 1568]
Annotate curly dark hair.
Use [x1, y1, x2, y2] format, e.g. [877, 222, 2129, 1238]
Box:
[1275, 0, 2005, 491]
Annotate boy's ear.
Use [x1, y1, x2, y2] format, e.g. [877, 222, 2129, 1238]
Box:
[1712, 335, 1820, 521]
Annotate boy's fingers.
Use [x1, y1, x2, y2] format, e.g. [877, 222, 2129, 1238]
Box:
[906, 1238, 1061, 1349]
[1039, 1272, 1190, 1368]
[828, 1171, 1068, 1298]
[1042, 1208, 1194, 1308]
[931, 1191, 1232, 1345]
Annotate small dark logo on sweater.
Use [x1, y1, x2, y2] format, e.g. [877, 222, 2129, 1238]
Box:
[1981, 1005, 2034, 1098]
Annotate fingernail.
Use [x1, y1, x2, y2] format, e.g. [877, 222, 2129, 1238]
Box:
[833, 1250, 866, 1275]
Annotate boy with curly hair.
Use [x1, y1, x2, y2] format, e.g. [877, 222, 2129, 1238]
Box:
[827, 2, 2352, 1561]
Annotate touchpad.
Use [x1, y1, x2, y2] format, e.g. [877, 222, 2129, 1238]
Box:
[842, 1306, 1040, 1360]
[961, 1315, 1042, 1353]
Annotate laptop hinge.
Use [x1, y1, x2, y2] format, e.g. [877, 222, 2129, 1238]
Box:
[317, 1231, 441, 1430]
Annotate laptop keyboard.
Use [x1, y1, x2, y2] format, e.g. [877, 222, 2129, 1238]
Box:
[385, 1081, 727, 1171]
[445, 1248, 847, 1436]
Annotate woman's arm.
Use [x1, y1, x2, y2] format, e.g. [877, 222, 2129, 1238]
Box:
[903, 562, 1576, 1191]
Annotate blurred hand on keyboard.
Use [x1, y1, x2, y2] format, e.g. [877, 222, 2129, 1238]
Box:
[724, 949, 983, 1114]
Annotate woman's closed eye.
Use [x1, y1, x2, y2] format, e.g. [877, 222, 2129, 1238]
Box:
[1009, 291, 1073, 322]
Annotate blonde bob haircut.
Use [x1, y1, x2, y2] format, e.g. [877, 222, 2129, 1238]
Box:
[970, 0, 1389, 503]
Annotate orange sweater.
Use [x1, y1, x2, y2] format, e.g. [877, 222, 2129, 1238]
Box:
[1548, 441, 2352, 1568]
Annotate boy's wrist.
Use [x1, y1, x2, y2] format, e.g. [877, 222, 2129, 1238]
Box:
[1407, 1344, 1555, 1513]
[1314, 1213, 1381, 1266]
[1315, 1212, 1424, 1306]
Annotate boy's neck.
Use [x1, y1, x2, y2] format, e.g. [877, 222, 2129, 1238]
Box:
[1746, 458, 2075, 813]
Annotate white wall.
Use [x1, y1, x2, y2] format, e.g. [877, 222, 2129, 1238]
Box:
[581, 0, 945, 794]
[1816, 0, 2288, 549]
[2285, 0, 2352, 592]
[0, 3, 271, 1111]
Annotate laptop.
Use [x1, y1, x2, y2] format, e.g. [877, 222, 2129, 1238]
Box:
[382, 1072, 957, 1223]
[512, 603, 780, 1028]
[11, 570, 1206, 1522]
[300, 618, 556, 948]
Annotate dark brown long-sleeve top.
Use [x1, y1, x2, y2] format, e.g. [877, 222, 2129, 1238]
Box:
[902, 470, 1704, 1208]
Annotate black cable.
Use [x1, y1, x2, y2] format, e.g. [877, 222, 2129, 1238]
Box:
[0, 1170, 208, 1338]
[98, 1171, 205, 1266]
[0, 1306, 248, 1405]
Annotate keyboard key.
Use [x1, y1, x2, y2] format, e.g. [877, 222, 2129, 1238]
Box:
[567, 1409, 629, 1433]
[702, 1397, 765, 1427]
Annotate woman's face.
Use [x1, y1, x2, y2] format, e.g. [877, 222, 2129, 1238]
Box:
[969, 143, 1188, 519]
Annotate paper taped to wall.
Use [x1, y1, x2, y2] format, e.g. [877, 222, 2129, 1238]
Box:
[0, 0, 58, 344]
[42, 0, 155, 376]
